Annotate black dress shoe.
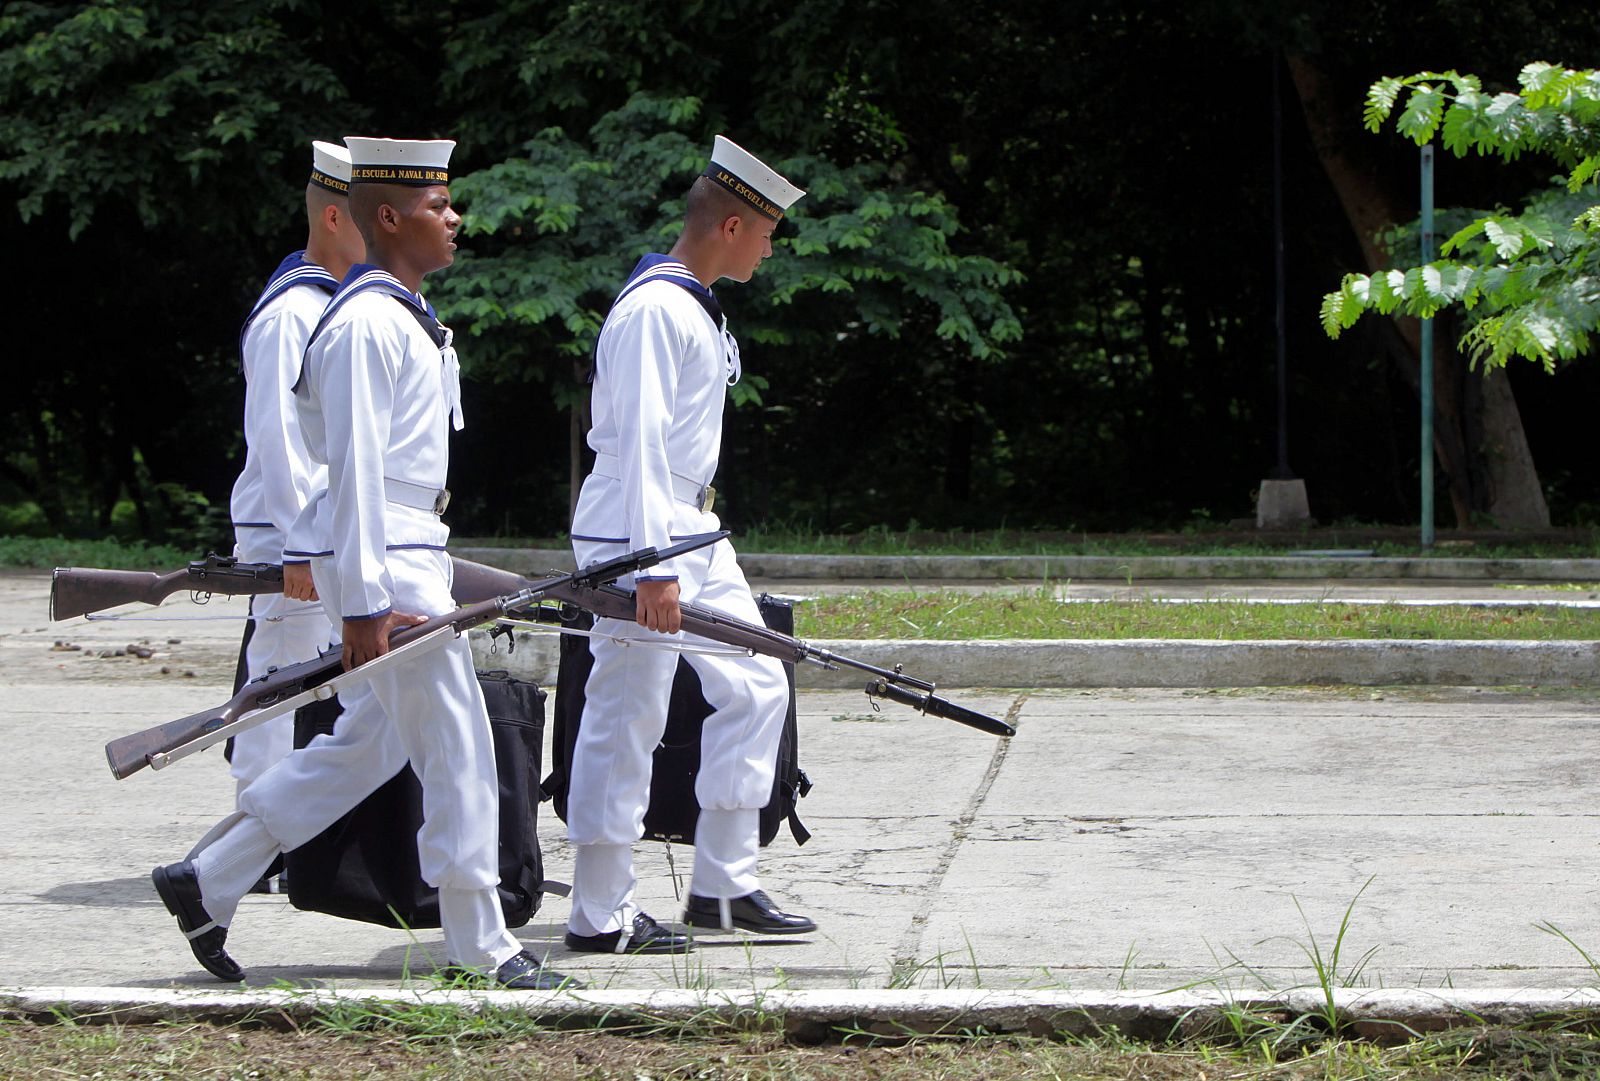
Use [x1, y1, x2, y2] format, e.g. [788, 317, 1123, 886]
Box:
[564, 911, 693, 954]
[151, 862, 245, 982]
[444, 950, 582, 990]
[683, 890, 816, 935]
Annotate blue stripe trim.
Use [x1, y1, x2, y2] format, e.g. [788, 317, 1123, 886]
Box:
[231, 521, 275, 529]
[636, 574, 679, 582]
[296, 263, 442, 390]
[284, 544, 449, 557]
[571, 534, 713, 544]
[615, 255, 717, 308]
[610, 254, 724, 331]
[239, 251, 338, 370]
[344, 606, 392, 623]
[282, 559, 310, 566]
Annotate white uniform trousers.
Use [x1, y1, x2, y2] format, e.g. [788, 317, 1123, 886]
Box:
[228, 591, 332, 799]
[566, 536, 789, 936]
[190, 547, 520, 972]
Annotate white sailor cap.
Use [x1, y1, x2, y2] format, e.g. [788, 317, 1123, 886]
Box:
[344, 136, 456, 187]
[703, 135, 804, 221]
[309, 140, 351, 195]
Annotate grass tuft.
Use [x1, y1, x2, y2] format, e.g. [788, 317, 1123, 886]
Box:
[799, 588, 1600, 640]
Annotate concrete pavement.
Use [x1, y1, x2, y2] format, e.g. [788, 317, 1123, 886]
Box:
[5, 569, 1600, 1007]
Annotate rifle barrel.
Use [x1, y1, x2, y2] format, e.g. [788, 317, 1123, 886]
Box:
[864, 678, 1016, 737]
[546, 582, 1009, 738]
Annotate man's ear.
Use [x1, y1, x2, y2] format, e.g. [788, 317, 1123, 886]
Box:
[721, 214, 742, 241]
[320, 202, 342, 233]
[377, 202, 402, 234]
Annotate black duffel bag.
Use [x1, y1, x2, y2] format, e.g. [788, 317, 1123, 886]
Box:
[284, 670, 545, 929]
[545, 593, 811, 848]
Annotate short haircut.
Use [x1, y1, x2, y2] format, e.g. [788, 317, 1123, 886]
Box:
[305, 182, 345, 216]
[348, 182, 418, 245]
[683, 175, 755, 236]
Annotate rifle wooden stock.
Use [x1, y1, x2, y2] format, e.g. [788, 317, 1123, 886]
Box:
[51, 558, 284, 621]
[448, 557, 537, 604]
[104, 643, 342, 779]
[542, 581, 1015, 738]
[53, 554, 523, 620]
[104, 601, 502, 780]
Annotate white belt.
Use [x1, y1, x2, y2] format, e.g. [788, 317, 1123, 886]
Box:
[591, 454, 715, 513]
[384, 476, 451, 515]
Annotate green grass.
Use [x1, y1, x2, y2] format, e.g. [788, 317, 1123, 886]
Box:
[0, 535, 197, 570]
[9, 1009, 1600, 1079]
[453, 523, 1600, 559]
[796, 589, 1600, 640]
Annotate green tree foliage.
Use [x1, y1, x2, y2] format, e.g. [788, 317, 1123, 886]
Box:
[1322, 63, 1600, 371]
[430, 0, 1024, 531]
[434, 94, 1023, 403]
[1, 0, 344, 239]
[12, 1, 1600, 541]
[0, 0, 376, 539]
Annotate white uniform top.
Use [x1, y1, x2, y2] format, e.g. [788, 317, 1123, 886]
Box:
[228, 284, 329, 562]
[576, 274, 731, 580]
[291, 288, 455, 622]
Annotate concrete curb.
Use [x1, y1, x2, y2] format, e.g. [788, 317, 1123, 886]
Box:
[6, 986, 1599, 1040]
[452, 547, 1600, 582]
[470, 632, 1600, 689]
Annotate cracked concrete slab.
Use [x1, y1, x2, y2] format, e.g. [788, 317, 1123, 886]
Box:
[5, 571, 1600, 1002]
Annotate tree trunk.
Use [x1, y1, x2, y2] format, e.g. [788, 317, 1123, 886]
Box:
[1468, 366, 1551, 526]
[1286, 52, 1549, 528]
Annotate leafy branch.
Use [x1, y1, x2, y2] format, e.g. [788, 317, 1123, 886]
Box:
[1323, 63, 1600, 370]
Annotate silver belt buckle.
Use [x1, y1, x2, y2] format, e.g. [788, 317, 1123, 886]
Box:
[697, 484, 716, 514]
[433, 488, 452, 515]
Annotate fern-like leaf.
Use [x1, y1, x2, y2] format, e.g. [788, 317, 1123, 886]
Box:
[1320, 290, 1344, 337]
[1365, 76, 1405, 131]
[1484, 219, 1525, 260]
[1518, 61, 1565, 95]
[1440, 218, 1487, 256]
[1568, 155, 1600, 192]
[1397, 84, 1445, 143]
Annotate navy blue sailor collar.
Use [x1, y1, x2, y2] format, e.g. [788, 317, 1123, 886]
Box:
[305, 262, 444, 347]
[294, 263, 448, 393]
[239, 250, 340, 371]
[611, 254, 740, 385]
[616, 254, 725, 324]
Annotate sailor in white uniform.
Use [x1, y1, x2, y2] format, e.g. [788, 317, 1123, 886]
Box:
[152, 137, 573, 991]
[226, 141, 363, 802]
[564, 136, 817, 955]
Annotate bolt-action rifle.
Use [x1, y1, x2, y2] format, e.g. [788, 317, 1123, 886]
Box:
[536, 580, 1016, 739]
[415, 560, 1013, 739]
[50, 553, 285, 621]
[101, 533, 727, 781]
